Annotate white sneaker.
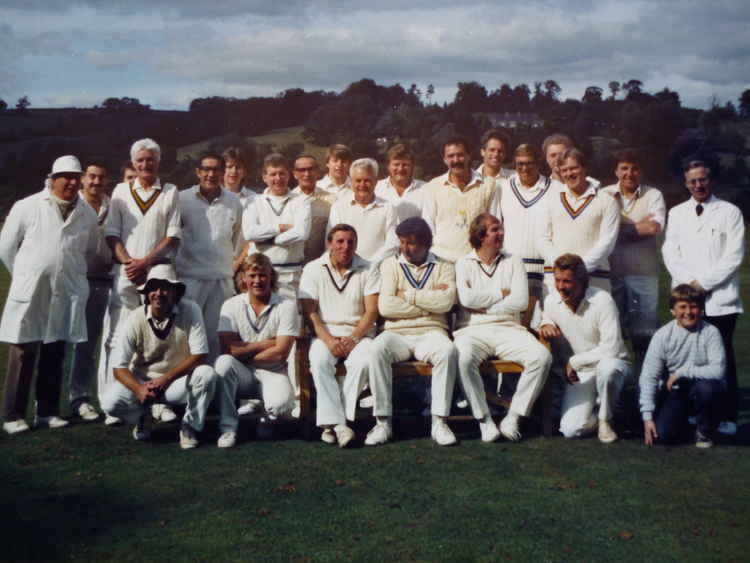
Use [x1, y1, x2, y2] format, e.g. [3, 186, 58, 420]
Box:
[237, 399, 263, 416]
[717, 421, 737, 436]
[598, 420, 618, 443]
[132, 417, 151, 441]
[160, 405, 178, 422]
[217, 431, 237, 448]
[431, 418, 457, 446]
[334, 424, 355, 448]
[500, 414, 522, 442]
[179, 424, 199, 449]
[364, 422, 392, 446]
[151, 404, 164, 420]
[35, 415, 69, 429]
[3, 419, 30, 435]
[104, 415, 123, 426]
[479, 417, 500, 443]
[77, 403, 100, 422]
[320, 428, 336, 444]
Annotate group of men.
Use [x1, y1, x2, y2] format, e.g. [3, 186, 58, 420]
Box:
[0, 129, 744, 451]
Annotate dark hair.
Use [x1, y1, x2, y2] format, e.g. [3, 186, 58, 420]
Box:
[480, 129, 511, 151]
[198, 153, 225, 169]
[560, 147, 587, 169]
[326, 144, 353, 163]
[442, 135, 471, 156]
[386, 143, 415, 164]
[669, 283, 706, 310]
[553, 253, 589, 290]
[468, 213, 501, 250]
[84, 161, 108, 174]
[327, 223, 358, 243]
[120, 160, 135, 177]
[222, 146, 249, 169]
[395, 217, 433, 248]
[612, 148, 641, 167]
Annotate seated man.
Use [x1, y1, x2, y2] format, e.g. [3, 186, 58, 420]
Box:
[100, 266, 218, 449]
[640, 284, 726, 448]
[454, 213, 551, 443]
[367, 217, 458, 446]
[539, 254, 631, 443]
[299, 224, 380, 447]
[214, 253, 297, 448]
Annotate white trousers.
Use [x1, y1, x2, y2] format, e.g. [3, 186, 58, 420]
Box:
[69, 279, 111, 406]
[309, 337, 372, 426]
[182, 277, 235, 362]
[454, 324, 551, 419]
[559, 357, 631, 438]
[214, 354, 294, 432]
[100, 365, 217, 431]
[368, 330, 457, 417]
[97, 277, 141, 405]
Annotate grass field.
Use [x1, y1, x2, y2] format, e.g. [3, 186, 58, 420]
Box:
[1, 259, 749, 562]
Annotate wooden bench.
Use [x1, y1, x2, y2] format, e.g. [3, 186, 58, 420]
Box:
[295, 332, 555, 440]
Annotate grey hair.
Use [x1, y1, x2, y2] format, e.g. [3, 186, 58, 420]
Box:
[130, 138, 161, 164]
[350, 157, 378, 178]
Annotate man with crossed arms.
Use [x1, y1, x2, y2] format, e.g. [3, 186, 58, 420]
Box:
[299, 224, 380, 447]
[454, 213, 551, 443]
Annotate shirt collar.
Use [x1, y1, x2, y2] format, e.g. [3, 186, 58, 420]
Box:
[263, 187, 292, 199]
[194, 185, 225, 203]
[384, 177, 419, 194]
[467, 249, 504, 264]
[245, 292, 282, 316]
[691, 194, 716, 208]
[347, 195, 383, 210]
[323, 252, 367, 275]
[441, 170, 484, 191]
[146, 303, 179, 322]
[398, 251, 438, 267]
[134, 178, 163, 191]
[564, 182, 598, 199]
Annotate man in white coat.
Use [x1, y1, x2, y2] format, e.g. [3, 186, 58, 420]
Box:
[176, 153, 243, 362]
[1, 156, 97, 434]
[101, 138, 182, 425]
[299, 224, 380, 447]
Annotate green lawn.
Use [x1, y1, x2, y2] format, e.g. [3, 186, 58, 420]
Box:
[1, 260, 749, 562]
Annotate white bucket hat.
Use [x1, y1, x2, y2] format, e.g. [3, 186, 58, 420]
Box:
[48, 155, 83, 178]
[137, 264, 186, 301]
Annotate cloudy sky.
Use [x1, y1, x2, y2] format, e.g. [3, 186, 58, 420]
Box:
[0, 0, 748, 110]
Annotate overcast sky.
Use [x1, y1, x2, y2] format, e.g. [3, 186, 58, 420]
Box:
[0, 0, 748, 111]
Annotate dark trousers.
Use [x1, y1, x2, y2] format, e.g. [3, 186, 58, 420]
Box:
[654, 379, 724, 443]
[705, 313, 738, 422]
[2, 341, 66, 420]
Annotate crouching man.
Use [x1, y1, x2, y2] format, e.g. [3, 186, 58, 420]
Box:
[367, 217, 459, 446]
[299, 224, 380, 447]
[214, 254, 297, 448]
[454, 214, 551, 443]
[539, 254, 631, 443]
[640, 285, 726, 448]
[101, 266, 217, 449]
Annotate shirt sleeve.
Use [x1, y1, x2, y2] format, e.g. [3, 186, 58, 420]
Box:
[185, 301, 209, 355]
[367, 204, 399, 267]
[536, 197, 556, 267]
[568, 295, 625, 372]
[0, 199, 26, 273]
[164, 185, 182, 240]
[298, 262, 319, 301]
[455, 258, 501, 309]
[581, 195, 619, 272]
[420, 184, 437, 238]
[638, 327, 666, 420]
[661, 208, 694, 285]
[276, 299, 300, 337]
[275, 197, 311, 245]
[104, 185, 124, 239]
[486, 256, 529, 316]
[407, 261, 456, 314]
[363, 263, 381, 296]
[217, 298, 239, 334]
[685, 324, 726, 380]
[648, 188, 667, 229]
[697, 205, 745, 291]
[242, 199, 281, 242]
[111, 309, 139, 369]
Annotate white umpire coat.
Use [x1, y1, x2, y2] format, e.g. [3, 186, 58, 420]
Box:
[0, 187, 97, 344]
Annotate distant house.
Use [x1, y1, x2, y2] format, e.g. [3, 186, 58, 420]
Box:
[477, 112, 544, 129]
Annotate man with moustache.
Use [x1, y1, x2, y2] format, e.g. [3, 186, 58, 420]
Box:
[422, 136, 501, 263]
[176, 153, 243, 361]
[299, 224, 380, 447]
[1, 156, 98, 434]
[662, 160, 745, 436]
[101, 138, 182, 425]
[601, 149, 665, 363]
[540, 254, 631, 442]
[327, 158, 398, 267]
[68, 161, 113, 422]
[292, 154, 336, 263]
[476, 129, 514, 180]
[375, 144, 426, 223]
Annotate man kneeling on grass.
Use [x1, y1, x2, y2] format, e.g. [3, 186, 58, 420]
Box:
[214, 253, 298, 448]
[640, 284, 726, 448]
[101, 265, 218, 449]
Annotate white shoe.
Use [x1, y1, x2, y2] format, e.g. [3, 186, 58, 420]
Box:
[717, 421, 737, 436]
[35, 415, 69, 429]
[364, 422, 392, 446]
[431, 418, 457, 446]
[598, 420, 618, 443]
[77, 402, 100, 422]
[237, 399, 263, 416]
[456, 399, 469, 409]
[104, 415, 123, 426]
[3, 419, 30, 435]
[151, 403, 164, 420]
[500, 414, 522, 442]
[160, 405, 178, 422]
[479, 417, 500, 443]
[320, 428, 336, 444]
[179, 424, 199, 449]
[217, 431, 237, 448]
[334, 424, 355, 448]
[358, 395, 375, 409]
[132, 417, 151, 441]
